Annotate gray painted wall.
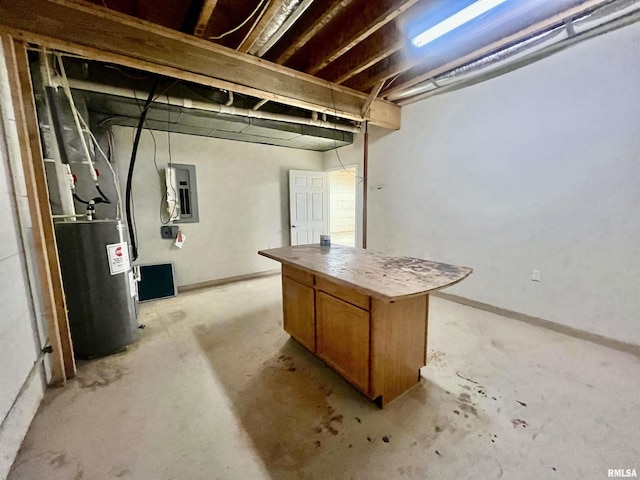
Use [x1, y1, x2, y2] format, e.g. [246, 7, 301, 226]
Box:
[333, 22, 640, 345]
[112, 126, 324, 287]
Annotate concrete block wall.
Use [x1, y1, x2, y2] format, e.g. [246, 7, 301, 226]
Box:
[0, 39, 49, 480]
[329, 169, 356, 234]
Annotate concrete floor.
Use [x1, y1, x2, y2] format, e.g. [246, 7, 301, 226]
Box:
[8, 275, 640, 480]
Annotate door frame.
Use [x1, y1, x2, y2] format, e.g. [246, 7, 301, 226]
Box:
[325, 163, 361, 248]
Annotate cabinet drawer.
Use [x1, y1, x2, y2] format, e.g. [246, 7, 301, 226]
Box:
[283, 264, 314, 287]
[316, 277, 370, 311]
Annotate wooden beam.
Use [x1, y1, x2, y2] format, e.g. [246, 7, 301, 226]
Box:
[137, 0, 194, 32]
[284, 0, 418, 75]
[266, 0, 354, 65]
[2, 36, 75, 383]
[361, 80, 385, 118]
[344, 1, 519, 92]
[317, 22, 404, 84]
[194, 0, 219, 38]
[0, 0, 400, 129]
[344, 50, 407, 93]
[237, 0, 287, 53]
[380, 0, 612, 99]
[368, 95, 400, 130]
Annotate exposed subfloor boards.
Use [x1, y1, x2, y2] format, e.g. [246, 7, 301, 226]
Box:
[9, 275, 640, 479]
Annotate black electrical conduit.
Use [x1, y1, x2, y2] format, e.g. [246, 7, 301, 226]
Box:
[95, 185, 111, 204]
[73, 193, 89, 205]
[126, 80, 159, 261]
[73, 193, 108, 206]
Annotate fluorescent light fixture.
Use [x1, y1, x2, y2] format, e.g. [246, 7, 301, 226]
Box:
[411, 0, 508, 48]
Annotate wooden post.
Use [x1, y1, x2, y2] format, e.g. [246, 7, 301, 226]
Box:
[2, 35, 75, 382]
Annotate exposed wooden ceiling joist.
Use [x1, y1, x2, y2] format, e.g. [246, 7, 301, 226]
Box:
[80, 0, 615, 113]
[194, 0, 219, 37]
[237, 0, 288, 53]
[361, 80, 386, 117]
[284, 0, 419, 75]
[263, 0, 354, 65]
[88, 0, 197, 31]
[86, 0, 137, 17]
[0, 0, 400, 129]
[381, 0, 612, 100]
[345, 50, 408, 93]
[316, 22, 404, 85]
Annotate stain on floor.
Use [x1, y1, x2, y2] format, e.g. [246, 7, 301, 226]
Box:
[75, 361, 127, 390]
[8, 276, 640, 480]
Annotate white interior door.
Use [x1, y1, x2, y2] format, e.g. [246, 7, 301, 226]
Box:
[289, 170, 329, 245]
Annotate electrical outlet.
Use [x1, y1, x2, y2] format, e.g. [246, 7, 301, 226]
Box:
[532, 269, 541, 282]
[160, 226, 179, 239]
[423, 252, 430, 260]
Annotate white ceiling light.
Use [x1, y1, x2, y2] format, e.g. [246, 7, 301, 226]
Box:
[411, 0, 509, 48]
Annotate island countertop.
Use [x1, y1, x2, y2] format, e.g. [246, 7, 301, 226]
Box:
[258, 245, 472, 302]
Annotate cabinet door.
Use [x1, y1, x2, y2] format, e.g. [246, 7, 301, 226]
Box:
[316, 292, 370, 393]
[282, 276, 315, 351]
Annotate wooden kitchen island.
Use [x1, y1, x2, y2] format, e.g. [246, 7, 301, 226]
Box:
[258, 245, 472, 407]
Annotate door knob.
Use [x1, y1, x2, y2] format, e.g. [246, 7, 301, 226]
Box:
[292, 225, 298, 228]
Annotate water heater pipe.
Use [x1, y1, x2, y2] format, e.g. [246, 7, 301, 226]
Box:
[55, 55, 99, 183]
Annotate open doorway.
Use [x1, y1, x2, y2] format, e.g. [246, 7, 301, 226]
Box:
[328, 166, 357, 247]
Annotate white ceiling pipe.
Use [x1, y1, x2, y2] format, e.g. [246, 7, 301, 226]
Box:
[252, 98, 269, 110]
[225, 90, 234, 106]
[65, 78, 361, 133]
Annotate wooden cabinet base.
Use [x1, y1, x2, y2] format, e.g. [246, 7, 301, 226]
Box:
[280, 267, 429, 408]
[370, 295, 428, 406]
[261, 246, 470, 407]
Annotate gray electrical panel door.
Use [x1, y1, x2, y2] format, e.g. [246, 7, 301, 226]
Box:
[172, 163, 199, 223]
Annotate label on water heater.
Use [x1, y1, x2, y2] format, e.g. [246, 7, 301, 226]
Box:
[106, 242, 130, 275]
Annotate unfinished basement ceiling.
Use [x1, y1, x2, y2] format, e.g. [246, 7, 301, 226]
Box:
[86, 92, 353, 151]
[83, 0, 635, 104]
[52, 57, 354, 151]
